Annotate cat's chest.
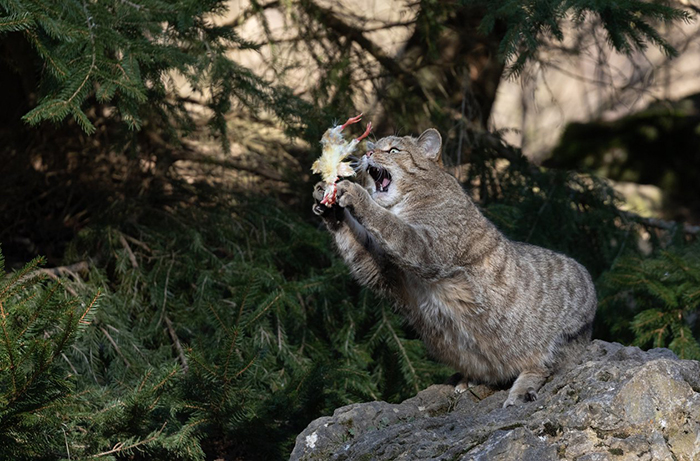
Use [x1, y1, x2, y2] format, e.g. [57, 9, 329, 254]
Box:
[386, 201, 406, 217]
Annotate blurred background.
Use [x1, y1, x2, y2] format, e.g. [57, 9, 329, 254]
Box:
[1, 0, 699, 459]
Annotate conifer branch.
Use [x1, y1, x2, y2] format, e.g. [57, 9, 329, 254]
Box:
[152, 368, 178, 391]
[158, 257, 175, 326]
[235, 355, 257, 378]
[388, 325, 419, 393]
[209, 304, 232, 336]
[244, 292, 282, 327]
[91, 422, 167, 458]
[17, 281, 62, 338]
[0, 300, 16, 392]
[23, 30, 67, 77]
[137, 370, 154, 393]
[70, 0, 96, 105]
[1, 256, 43, 299]
[8, 290, 92, 406]
[62, 426, 71, 460]
[80, 291, 100, 325]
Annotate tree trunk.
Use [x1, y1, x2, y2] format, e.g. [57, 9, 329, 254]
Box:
[374, 4, 506, 165]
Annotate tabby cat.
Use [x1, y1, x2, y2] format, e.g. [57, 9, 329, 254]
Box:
[313, 128, 596, 407]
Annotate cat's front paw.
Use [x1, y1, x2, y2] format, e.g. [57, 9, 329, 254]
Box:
[312, 181, 327, 203]
[312, 182, 343, 230]
[336, 181, 368, 210]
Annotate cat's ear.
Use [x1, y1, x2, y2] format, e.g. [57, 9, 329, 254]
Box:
[417, 128, 442, 162]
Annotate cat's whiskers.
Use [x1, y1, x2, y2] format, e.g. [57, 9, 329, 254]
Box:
[347, 154, 364, 173]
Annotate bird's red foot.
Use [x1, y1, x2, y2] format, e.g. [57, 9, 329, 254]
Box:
[355, 121, 372, 142]
[320, 184, 337, 206]
[340, 113, 363, 131]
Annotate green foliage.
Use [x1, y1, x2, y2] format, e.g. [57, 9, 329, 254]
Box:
[1, 0, 698, 459]
[0, 251, 98, 460]
[1, 0, 309, 144]
[44, 196, 447, 459]
[64, 365, 200, 460]
[599, 244, 700, 359]
[468, 0, 691, 75]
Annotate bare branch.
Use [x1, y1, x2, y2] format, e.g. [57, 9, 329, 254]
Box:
[119, 234, 138, 268]
[121, 234, 152, 253]
[37, 272, 76, 297]
[221, 1, 281, 28]
[41, 262, 89, 278]
[624, 212, 700, 235]
[99, 326, 132, 368]
[171, 148, 286, 182]
[298, 0, 419, 88]
[164, 315, 189, 373]
[677, 0, 700, 15]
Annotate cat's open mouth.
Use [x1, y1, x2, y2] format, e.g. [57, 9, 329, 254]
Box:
[368, 165, 392, 193]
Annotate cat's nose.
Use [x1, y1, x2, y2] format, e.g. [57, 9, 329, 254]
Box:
[366, 150, 373, 157]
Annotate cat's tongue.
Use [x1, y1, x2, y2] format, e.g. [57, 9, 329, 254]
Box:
[381, 177, 391, 189]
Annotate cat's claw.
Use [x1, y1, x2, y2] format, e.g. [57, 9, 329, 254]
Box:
[312, 204, 325, 216]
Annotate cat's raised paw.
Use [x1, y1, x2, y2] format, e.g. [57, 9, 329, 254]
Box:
[336, 181, 366, 209]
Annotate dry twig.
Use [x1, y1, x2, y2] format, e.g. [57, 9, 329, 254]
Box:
[119, 234, 138, 268]
[164, 315, 189, 373]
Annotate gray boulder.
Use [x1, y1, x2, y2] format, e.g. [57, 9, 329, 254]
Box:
[290, 340, 700, 460]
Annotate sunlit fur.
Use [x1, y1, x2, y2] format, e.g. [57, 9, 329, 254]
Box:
[314, 128, 597, 407]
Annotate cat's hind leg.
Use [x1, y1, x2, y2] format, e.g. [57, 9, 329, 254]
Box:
[452, 374, 471, 394]
[503, 366, 549, 408]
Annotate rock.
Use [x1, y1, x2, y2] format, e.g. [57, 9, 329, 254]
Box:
[290, 341, 700, 461]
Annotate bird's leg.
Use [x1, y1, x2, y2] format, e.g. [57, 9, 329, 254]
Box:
[355, 122, 372, 142]
[320, 182, 338, 206]
[340, 113, 363, 131]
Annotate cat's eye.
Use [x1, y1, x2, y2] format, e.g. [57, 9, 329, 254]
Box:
[389, 147, 400, 154]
